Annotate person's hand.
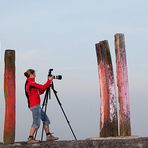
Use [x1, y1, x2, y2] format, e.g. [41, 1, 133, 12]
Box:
[48, 76, 54, 81]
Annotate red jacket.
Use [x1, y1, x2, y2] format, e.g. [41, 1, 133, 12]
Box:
[25, 77, 52, 108]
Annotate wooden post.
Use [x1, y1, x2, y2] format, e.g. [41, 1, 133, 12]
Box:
[95, 40, 118, 137]
[4, 50, 16, 144]
[114, 33, 131, 136]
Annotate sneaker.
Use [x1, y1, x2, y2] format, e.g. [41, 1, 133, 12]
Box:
[46, 133, 59, 141]
[27, 136, 39, 144]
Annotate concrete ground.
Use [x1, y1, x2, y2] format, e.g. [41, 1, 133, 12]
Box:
[1, 137, 148, 148]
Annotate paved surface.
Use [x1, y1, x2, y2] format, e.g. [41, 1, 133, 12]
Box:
[1, 137, 148, 148]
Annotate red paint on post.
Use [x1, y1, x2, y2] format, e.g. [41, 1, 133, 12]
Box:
[114, 34, 131, 136]
[96, 40, 118, 137]
[4, 50, 15, 144]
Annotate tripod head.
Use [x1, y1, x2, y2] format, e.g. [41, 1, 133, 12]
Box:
[48, 69, 53, 76]
[48, 69, 62, 80]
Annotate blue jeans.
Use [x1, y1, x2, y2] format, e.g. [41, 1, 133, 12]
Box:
[30, 105, 50, 129]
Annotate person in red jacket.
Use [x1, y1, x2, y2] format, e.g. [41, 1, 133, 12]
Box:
[24, 69, 59, 144]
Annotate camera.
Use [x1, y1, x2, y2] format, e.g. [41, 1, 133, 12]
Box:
[48, 69, 62, 80]
[53, 75, 62, 80]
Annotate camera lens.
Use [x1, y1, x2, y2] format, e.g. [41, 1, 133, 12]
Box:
[54, 75, 62, 80]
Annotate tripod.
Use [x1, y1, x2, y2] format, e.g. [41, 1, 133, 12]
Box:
[35, 82, 77, 141]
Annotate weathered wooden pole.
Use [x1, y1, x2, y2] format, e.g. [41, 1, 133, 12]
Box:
[114, 33, 131, 136]
[95, 40, 118, 137]
[4, 50, 16, 144]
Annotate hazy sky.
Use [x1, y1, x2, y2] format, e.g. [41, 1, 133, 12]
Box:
[0, 0, 148, 142]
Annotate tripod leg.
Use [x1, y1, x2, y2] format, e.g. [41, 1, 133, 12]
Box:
[41, 88, 50, 141]
[34, 89, 49, 140]
[41, 99, 49, 141]
[41, 121, 44, 141]
[34, 129, 37, 140]
[51, 83, 77, 140]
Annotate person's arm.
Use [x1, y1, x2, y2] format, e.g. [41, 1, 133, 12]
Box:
[30, 76, 53, 91]
[39, 89, 45, 95]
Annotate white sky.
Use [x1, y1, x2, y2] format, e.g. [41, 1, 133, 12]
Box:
[0, 0, 148, 142]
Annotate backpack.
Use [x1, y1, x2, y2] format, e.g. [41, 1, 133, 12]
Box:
[25, 80, 30, 108]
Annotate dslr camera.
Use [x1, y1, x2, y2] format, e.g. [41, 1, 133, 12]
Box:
[48, 69, 62, 80]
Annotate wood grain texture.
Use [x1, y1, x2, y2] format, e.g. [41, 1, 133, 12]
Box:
[96, 40, 118, 137]
[4, 50, 16, 144]
[114, 33, 131, 136]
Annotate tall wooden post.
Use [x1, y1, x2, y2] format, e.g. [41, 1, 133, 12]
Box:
[95, 40, 118, 137]
[114, 33, 131, 136]
[4, 50, 16, 144]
